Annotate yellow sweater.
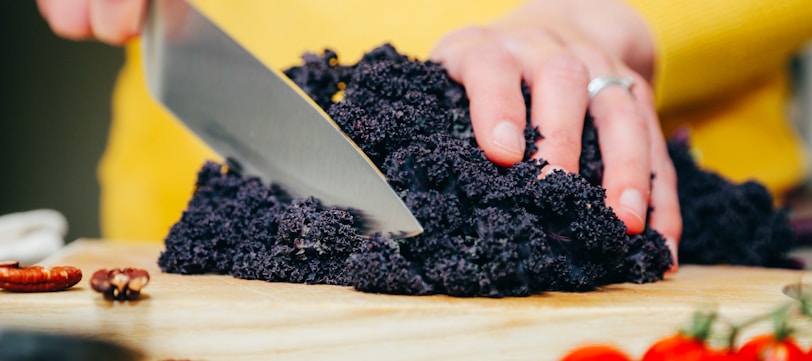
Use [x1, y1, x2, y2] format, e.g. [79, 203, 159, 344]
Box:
[98, 0, 812, 241]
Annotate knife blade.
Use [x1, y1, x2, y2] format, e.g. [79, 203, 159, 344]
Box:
[141, 0, 422, 237]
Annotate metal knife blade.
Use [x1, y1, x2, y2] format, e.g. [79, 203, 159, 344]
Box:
[141, 0, 422, 237]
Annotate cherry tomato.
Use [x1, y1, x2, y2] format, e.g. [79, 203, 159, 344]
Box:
[560, 345, 632, 361]
[641, 334, 713, 361]
[737, 335, 806, 361]
[702, 349, 747, 361]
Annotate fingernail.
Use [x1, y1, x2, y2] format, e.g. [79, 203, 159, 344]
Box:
[619, 188, 646, 225]
[665, 237, 679, 273]
[492, 121, 524, 157]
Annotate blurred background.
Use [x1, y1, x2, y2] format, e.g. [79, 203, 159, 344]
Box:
[1, 1, 811, 245]
[1, 1, 123, 242]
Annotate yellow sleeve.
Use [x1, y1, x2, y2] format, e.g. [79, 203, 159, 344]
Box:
[624, 0, 812, 115]
[98, 1, 522, 241]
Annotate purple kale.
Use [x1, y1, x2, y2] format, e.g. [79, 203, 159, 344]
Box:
[159, 44, 794, 298]
[667, 137, 796, 267]
[160, 162, 362, 285]
[345, 233, 434, 295]
[282, 49, 353, 110]
[159, 162, 272, 275]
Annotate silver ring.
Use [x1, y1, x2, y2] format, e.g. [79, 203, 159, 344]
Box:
[587, 75, 634, 100]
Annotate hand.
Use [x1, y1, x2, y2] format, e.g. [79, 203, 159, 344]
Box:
[36, 0, 147, 45]
[431, 0, 681, 265]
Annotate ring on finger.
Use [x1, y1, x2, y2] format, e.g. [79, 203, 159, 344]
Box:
[587, 75, 634, 100]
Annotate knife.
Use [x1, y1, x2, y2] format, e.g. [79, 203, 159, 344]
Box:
[141, 0, 422, 237]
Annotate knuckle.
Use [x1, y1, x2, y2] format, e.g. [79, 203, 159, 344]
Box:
[571, 45, 614, 72]
[539, 53, 590, 86]
[433, 26, 521, 78]
[615, 108, 647, 129]
[596, 99, 648, 131]
[461, 45, 519, 76]
[552, 134, 582, 154]
[431, 26, 485, 63]
[477, 45, 519, 66]
[509, 26, 560, 44]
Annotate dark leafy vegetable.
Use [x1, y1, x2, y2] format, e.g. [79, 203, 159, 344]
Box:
[159, 44, 796, 297]
[667, 132, 796, 268]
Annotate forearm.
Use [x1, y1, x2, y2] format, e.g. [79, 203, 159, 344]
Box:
[624, 0, 812, 114]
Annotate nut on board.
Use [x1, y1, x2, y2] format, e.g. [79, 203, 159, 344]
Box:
[0, 260, 82, 292]
[90, 268, 150, 301]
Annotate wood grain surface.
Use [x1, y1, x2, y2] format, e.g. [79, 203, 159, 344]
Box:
[1, 239, 810, 360]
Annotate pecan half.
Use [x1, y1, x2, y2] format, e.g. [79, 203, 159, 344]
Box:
[90, 268, 150, 301]
[0, 260, 83, 292]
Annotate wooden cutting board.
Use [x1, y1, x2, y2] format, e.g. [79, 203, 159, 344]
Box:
[1, 239, 810, 361]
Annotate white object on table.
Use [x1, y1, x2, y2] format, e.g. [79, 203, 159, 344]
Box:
[0, 209, 67, 265]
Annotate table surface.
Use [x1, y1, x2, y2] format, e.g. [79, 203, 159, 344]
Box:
[1, 239, 810, 361]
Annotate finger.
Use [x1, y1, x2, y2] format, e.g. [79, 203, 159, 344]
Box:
[588, 72, 652, 235]
[500, 29, 590, 174]
[37, 0, 93, 41]
[567, 44, 653, 234]
[432, 27, 527, 167]
[636, 85, 682, 270]
[90, 0, 147, 45]
[649, 141, 682, 272]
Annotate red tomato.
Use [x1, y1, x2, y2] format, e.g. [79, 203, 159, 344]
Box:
[702, 350, 747, 361]
[641, 334, 713, 361]
[560, 345, 632, 361]
[737, 335, 807, 361]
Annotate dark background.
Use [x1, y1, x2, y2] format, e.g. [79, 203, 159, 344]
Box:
[1, 1, 124, 242]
